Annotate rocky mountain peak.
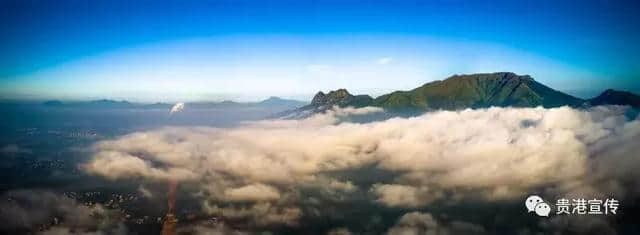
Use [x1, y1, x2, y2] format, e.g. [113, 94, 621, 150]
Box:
[326, 89, 352, 102]
[277, 72, 640, 119]
[311, 91, 327, 105]
[311, 89, 354, 106]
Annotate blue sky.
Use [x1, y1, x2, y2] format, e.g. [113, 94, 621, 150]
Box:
[1, 0, 639, 102]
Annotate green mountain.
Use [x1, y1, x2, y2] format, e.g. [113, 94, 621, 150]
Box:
[372, 72, 584, 111]
[279, 72, 640, 118]
[588, 89, 640, 108]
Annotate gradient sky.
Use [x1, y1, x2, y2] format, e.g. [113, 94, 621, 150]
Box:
[1, 0, 639, 102]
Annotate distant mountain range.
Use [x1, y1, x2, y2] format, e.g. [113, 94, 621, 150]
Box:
[280, 72, 640, 118]
[41, 72, 640, 118]
[42, 96, 307, 111]
[43, 99, 135, 109]
[588, 89, 640, 107]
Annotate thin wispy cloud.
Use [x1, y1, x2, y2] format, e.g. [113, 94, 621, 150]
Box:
[376, 57, 393, 65]
[305, 64, 333, 73]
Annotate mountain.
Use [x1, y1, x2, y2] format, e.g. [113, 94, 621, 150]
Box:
[42, 99, 136, 109]
[40, 97, 306, 111]
[42, 100, 64, 106]
[373, 72, 584, 111]
[281, 72, 640, 118]
[257, 96, 307, 108]
[588, 89, 640, 108]
[310, 89, 374, 108]
[87, 99, 134, 108]
[186, 97, 305, 109]
[275, 89, 373, 118]
[185, 100, 242, 109]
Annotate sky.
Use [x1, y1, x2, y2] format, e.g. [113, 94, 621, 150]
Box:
[1, 0, 639, 102]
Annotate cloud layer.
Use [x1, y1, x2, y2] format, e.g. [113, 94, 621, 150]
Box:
[0, 190, 126, 234]
[386, 212, 485, 235]
[82, 106, 640, 233]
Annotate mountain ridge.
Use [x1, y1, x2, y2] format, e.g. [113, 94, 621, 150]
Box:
[42, 97, 307, 110]
[588, 89, 640, 107]
[372, 72, 585, 111]
[283, 72, 639, 118]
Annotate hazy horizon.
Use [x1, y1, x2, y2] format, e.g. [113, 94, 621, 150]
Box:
[0, 72, 631, 103]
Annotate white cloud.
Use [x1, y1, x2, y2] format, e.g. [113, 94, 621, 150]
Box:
[203, 202, 302, 226]
[0, 190, 126, 234]
[386, 212, 485, 235]
[83, 106, 640, 227]
[224, 184, 281, 202]
[376, 57, 393, 65]
[371, 184, 440, 207]
[170, 102, 185, 114]
[305, 64, 333, 73]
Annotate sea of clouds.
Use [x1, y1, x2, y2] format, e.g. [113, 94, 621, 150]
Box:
[7, 105, 638, 234]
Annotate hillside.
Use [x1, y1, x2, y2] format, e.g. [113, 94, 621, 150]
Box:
[373, 72, 584, 111]
[282, 72, 640, 118]
[588, 89, 640, 108]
